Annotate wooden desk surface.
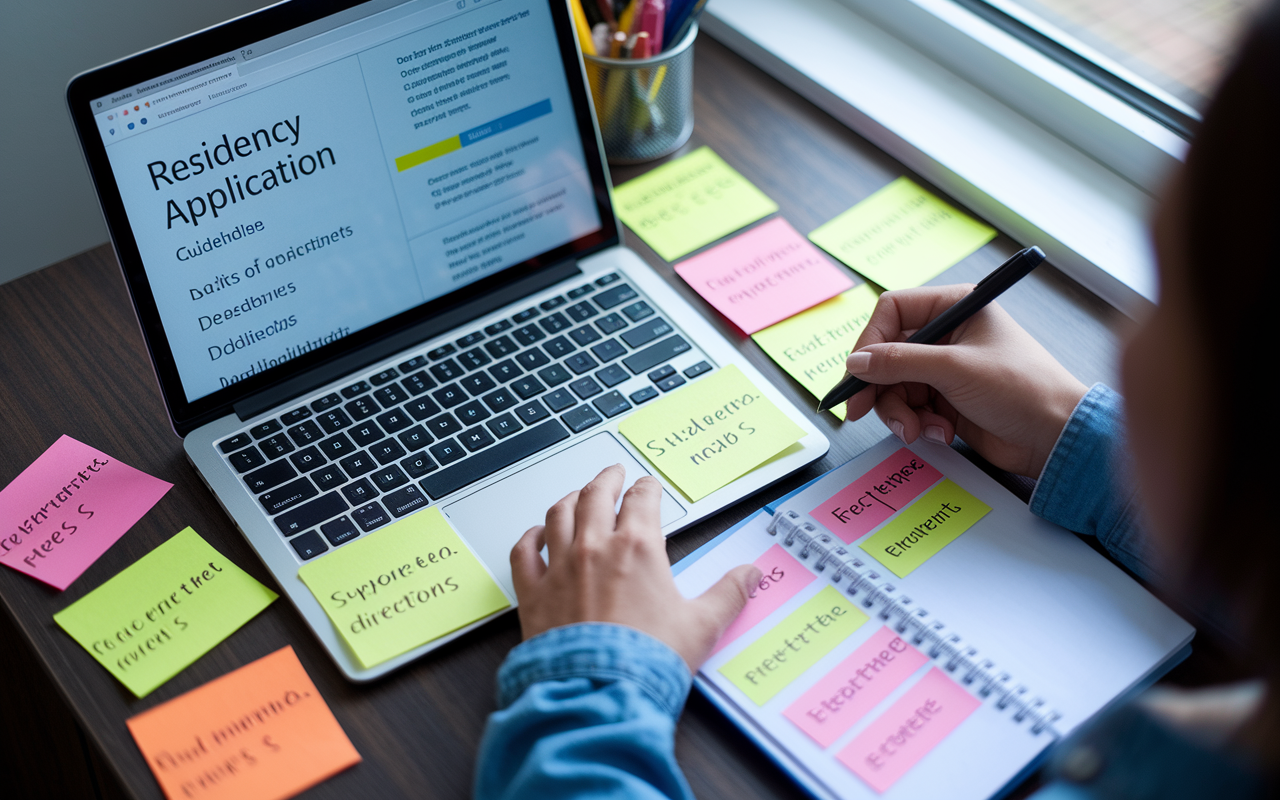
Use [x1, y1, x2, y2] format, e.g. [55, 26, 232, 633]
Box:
[0, 36, 1128, 799]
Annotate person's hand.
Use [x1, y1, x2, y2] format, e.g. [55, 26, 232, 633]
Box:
[510, 465, 762, 671]
[844, 285, 1088, 479]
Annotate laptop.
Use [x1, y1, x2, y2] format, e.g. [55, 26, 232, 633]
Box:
[67, 0, 829, 681]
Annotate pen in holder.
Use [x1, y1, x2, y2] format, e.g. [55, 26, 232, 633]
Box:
[584, 23, 697, 164]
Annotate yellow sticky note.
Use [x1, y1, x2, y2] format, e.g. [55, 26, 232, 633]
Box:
[297, 508, 510, 669]
[53, 527, 278, 698]
[618, 365, 805, 502]
[808, 177, 996, 290]
[751, 284, 882, 419]
[613, 146, 779, 261]
[719, 585, 868, 705]
[860, 480, 991, 577]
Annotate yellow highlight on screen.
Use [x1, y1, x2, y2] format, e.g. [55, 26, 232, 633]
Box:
[859, 479, 991, 577]
[396, 135, 462, 172]
[720, 585, 868, 705]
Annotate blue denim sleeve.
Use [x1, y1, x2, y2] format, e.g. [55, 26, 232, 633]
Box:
[474, 623, 696, 800]
[1029, 384, 1161, 580]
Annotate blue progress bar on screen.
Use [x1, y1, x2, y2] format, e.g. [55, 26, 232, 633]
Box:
[396, 99, 552, 172]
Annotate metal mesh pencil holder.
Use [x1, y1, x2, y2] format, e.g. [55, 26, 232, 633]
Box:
[584, 23, 697, 164]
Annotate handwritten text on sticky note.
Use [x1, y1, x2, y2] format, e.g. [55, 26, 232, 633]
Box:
[859, 480, 991, 577]
[712, 544, 815, 656]
[838, 668, 980, 793]
[297, 507, 510, 669]
[812, 449, 943, 543]
[53, 527, 278, 697]
[720, 585, 868, 705]
[674, 218, 853, 334]
[613, 146, 778, 261]
[752, 284, 881, 419]
[784, 626, 929, 748]
[809, 177, 995, 291]
[0, 435, 171, 590]
[618, 365, 805, 502]
[127, 646, 360, 800]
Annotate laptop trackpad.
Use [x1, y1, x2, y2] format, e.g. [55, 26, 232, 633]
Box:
[443, 432, 686, 598]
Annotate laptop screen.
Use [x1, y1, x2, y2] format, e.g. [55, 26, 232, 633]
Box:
[81, 0, 604, 408]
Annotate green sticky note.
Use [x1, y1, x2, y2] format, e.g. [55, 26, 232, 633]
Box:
[618, 365, 805, 502]
[297, 508, 510, 669]
[751, 284, 882, 420]
[860, 479, 991, 577]
[720, 585, 868, 705]
[613, 146, 779, 261]
[809, 177, 996, 290]
[53, 527, 278, 698]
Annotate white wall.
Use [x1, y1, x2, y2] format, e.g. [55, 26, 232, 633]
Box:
[0, 0, 278, 285]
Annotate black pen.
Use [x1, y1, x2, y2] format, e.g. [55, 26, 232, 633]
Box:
[816, 246, 1047, 413]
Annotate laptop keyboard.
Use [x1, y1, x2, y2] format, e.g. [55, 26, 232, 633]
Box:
[215, 273, 712, 562]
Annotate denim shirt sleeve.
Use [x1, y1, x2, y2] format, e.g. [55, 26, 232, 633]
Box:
[1029, 384, 1163, 580]
[474, 623, 696, 800]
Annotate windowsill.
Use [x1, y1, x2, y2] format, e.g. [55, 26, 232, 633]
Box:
[703, 0, 1162, 316]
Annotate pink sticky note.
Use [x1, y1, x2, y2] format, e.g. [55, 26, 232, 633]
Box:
[784, 626, 929, 747]
[0, 436, 172, 590]
[811, 449, 942, 543]
[837, 668, 980, 793]
[711, 544, 814, 655]
[674, 218, 854, 334]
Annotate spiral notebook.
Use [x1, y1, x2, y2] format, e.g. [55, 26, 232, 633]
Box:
[673, 437, 1194, 800]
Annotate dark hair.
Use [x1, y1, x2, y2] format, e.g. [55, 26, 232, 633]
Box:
[1181, 0, 1280, 760]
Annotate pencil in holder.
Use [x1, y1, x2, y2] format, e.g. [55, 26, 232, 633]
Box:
[584, 23, 697, 164]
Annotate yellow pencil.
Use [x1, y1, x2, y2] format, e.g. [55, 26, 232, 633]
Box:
[618, 0, 638, 36]
[571, 0, 596, 56]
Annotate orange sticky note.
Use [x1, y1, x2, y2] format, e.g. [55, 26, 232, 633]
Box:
[126, 646, 360, 800]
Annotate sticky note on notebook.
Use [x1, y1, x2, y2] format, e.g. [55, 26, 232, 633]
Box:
[0, 435, 172, 590]
[812, 448, 943, 543]
[53, 527, 278, 697]
[809, 177, 995, 290]
[618, 365, 804, 502]
[613, 146, 778, 261]
[859, 479, 991, 577]
[711, 544, 815, 656]
[127, 646, 360, 800]
[751, 284, 881, 419]
[674, 218, 853, 333]
[297, 507, 510, 669]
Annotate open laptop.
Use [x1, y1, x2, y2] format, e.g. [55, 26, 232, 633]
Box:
[67, 0, 829, 681]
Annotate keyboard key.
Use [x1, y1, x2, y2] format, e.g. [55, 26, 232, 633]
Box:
[684, 361, 713, 379]
[516, 349, 551, 369]
[569, 377, 603, 399]
[595, 272, 620, 286]
[514, 399, 550, 425]
[229, 448, 266, 472]
[281, 407, 312, 425]
[352, 502, 391, 532]
[401, 451, 438, 478]
[428, 344, 457, 360]
[510, 377, 545, 399]
[484, 334, 519, 358]
[657, 374, 686, 392]
[569, 324, 601, 346]
[432, 383, 468, 408]
[540, 295, 567, 310]
[456, 331, 485, 348]
[565, 352, 598, 374]
[384, 484, 428, 517]
[461, 372, 497, 395]
[596, 364, 629, 387]
[401, 370, 436, 395]
[488, 358, 523, 382]
[288, 446, 326, 473]
[539, 311, 570, 333]
[512, 307, 540, 323]
[565, 301, 598, 322]
[542, 335, 575, 359]
[482, 387, 518, 412]
[512, 324, 545, 346]
[567, 284, 595, 299]
[487, 413, 522, 438]
[593, 391, 632, 418]
[630, 386, 659, 404]
[275, 492, 347, 537]
[316, 409, 352, 434]
[372, 465, 410, 492]
[623, 335, 691, 374]
[249, 420, 282, 439]
[596, 313, 628, 334]
[595, 284, 638, 309]
[406, 397, 443, 421]
[321, 516, 360, 547]
[398, 424, 433, 451]
[562, 406, 603, 433]
[622, 300, 654, 321]
[311, 464, 347, 491]
[544, 388, 577, 412]
[455, 400, 491, 425]
[349, 420, 385, 447]
[419, 419, 570, 499]
[648, 365, 675, 382]
[370, 438, 407, 465]
[424, 413, 464, 437]
[244, 460, 296, 494]
[590, 339, 626, 363]
[286, 420, 323, 447]
[622, 317, 673, 348]
[311, 393, 342, 412]
[429, 438, 467, 465]
[290, 531, 328, 560]
[219, 433, 252, 453]
[260, 477, 319, 515]
[341, 381, 370, 399]
[458, 347, 491, 371]
[318, 432, 357, 460]
[376, 408, 412, 434]
[370, 368, 399, 386]
[373, 385, 408, 407]
[484, 320, 513, 336]
[259, 435, 294, 459]
[342, 478, 378, 505]
[460, 427, 495, 452]
[430, 358, 464, 382]
[345, 396, 379, 421]
[339, 451, 377, 477]
[398, 355, 428, 372]
[537, 364, 572, 386]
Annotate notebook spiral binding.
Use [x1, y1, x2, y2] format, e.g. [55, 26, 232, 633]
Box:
[767, 509, 1062, 738]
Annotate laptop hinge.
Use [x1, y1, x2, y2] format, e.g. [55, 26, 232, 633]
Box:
[233, 259, 583, 421]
